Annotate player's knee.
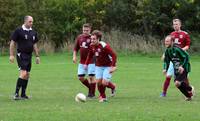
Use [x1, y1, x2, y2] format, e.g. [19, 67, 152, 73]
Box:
[96, 79, 102, 84]
[175, 81, 181, 87]
[102, 79, 108, 86]
[78, 76, 85, 82]
[20, 71, 29, 79]
[166, 75, 172, 78]
[26, 73, 30, 79]
[88, 76, 95, 82]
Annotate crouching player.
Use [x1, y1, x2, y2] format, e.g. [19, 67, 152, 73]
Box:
[85, 30, 117, 102]
[163, 35, 194, 101]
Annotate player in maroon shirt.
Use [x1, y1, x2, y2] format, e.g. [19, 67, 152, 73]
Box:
[160, 19, 193, 97]
[73, 23, 96, 98]
[85, 30, 117, 102]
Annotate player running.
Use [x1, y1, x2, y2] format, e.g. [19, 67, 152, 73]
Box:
[163, 35, 194, 101]
[85, 30, 117, 102]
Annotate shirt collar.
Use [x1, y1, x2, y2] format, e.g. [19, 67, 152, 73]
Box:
[22, 24, 32, 31]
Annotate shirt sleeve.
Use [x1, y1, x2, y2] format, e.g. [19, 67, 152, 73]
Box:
[73, 36, 80, 52]
[105, 45, 117, 66]
[163, 50, 170, 70]
[85, 46, 94, 65]
[184, 33, 191, 48]
[10, 29, 19, 42]
[34, 32, 39, 43]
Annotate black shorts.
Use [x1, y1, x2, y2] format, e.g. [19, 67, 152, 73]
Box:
[16, 52, 32, 72]
[174, 70, 188, 82]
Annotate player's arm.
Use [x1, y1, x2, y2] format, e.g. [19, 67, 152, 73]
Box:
[33, 43, 40, 64]
[9, 29, 19, 63]
[73, 37, 80, 63]
[163, 50, 170, 74]
[85, 47, 94, 66]
[9, 40, 16, 63]
[182, 45, 189, 51]
[161, 53, 165, 61]
[105, 45, 117, 73]
[73, 51, 77, 63]
[182, 33, 191, 51]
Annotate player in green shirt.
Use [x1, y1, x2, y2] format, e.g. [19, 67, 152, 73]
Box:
[163, 35, 194, 101]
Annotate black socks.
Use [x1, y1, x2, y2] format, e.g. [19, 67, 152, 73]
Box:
[21, 79, 28, 96]
[15, 78, 23, 94]
[15, 78, 28, 96]
[178, 82, 191, 98]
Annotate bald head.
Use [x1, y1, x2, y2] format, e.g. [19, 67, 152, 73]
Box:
[164, 35, 173, 48]
[24, 16, 33, 29]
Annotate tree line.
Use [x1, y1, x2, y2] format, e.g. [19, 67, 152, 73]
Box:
[0, 0, 199, 52]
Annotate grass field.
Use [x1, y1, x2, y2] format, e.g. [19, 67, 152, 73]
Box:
[0, 53, 200, 121]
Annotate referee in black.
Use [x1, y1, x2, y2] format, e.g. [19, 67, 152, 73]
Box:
[9, 15, 40, 100]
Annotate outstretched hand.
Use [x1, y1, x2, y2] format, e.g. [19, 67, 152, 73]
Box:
[73, 56, 77, 63]
[178, 66, 184, 74]
[109, 66, 117, 73]
[83, 64, 88, 70]
[162, 69, 167, 75]
[36, 57, 40, 64]
[9, 55, 15, 63]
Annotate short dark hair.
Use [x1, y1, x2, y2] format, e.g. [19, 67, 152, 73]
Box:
[83, 23, 91, 28]
[91, 30, 102, 41]
[173, 18, 182, 24]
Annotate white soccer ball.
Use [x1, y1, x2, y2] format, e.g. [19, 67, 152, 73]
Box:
[75, 93, 86, 102]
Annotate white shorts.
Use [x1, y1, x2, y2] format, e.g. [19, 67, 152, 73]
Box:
[95, 66, 112, 81]
[78, 64, 95, 76]
[166, 61, 174, 77]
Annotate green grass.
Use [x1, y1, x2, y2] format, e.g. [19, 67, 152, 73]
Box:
[0, 53, 200, 121]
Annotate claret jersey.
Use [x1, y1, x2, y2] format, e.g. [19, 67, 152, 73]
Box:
[171, 31, 191, 48]
[74, 34, 93, 64]
[85, 41, 117, 67]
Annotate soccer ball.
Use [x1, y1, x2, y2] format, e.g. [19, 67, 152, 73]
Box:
[75, 93, 86, 102]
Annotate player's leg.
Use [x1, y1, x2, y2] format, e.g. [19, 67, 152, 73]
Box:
[88, 64, 96, 98]
[185, 78, 190, 85]
[185, 64, 194, 96]
[20, 53, 32, 99]
[14, 53, 29, 100]
[88, 75, 96, 98]
[95, 66, 106, 102]
[97, 79, 106, 102]
[184, 74, 194, 98]
[103, 67, 116, 97]
[184, 76, 193, 96]
[20, 70, 29, 99]
[14, 77, 23, 100]
[175, 81, 192, 101]
[78, 64, 90, 88]
[160, 61, 174, 97]
[13, 53, 22, 100]
[174, 71, 192, 101]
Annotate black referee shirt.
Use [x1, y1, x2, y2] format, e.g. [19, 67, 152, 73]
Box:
[11, 26, 38, 53]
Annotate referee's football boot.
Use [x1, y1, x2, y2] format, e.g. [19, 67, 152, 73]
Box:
[13, 93, 20, 100]
[21, 95, 29, 100]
